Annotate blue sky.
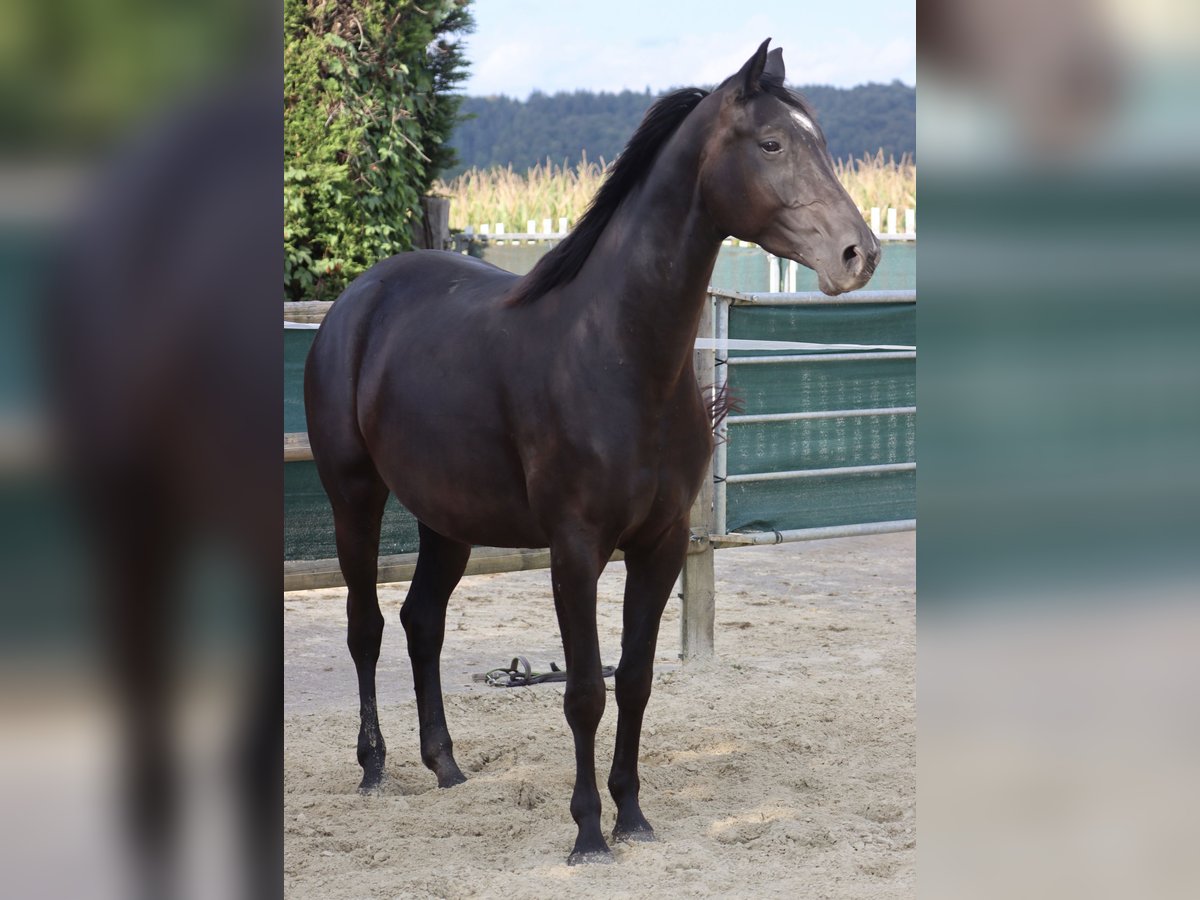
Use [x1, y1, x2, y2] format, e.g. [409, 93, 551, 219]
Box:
[459, 0, 915, 98]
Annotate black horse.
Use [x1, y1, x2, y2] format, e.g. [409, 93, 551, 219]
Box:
[305, 40, 879, 864]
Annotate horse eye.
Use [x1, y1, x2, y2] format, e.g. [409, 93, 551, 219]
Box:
[760, 140, 783, 154]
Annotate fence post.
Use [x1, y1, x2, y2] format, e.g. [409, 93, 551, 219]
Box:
[410, 196, 451, 249]
[681, 293, 716, 659]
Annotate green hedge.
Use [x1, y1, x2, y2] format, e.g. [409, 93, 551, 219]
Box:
[284, 0, 472, 301]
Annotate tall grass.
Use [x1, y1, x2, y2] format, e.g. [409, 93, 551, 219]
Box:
[834, 151, 916, 215]
[435, 151, 915, 232]
[435, 155, 607, 231]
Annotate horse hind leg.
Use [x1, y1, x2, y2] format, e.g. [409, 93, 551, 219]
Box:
[400, 523, 471, 788]
[324, 460, 391, 793]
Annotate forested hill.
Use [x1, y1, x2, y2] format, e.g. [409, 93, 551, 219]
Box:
[445, 81, 914, 176]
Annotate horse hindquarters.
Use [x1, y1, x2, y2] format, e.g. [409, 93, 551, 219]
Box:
[306, 320, 393, 791]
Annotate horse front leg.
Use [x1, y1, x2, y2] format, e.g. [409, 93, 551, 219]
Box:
[549, 534, 612, 865]
[608, 522, 689, 842]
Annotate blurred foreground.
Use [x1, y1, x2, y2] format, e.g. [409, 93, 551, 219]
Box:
[919, 0, 1200, 897]
[1, 2, 280, 898]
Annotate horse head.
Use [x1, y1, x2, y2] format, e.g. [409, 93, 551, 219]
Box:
[698, 40, 880, 295]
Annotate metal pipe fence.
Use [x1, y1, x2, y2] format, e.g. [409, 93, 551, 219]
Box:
[706, 286, 916, 546]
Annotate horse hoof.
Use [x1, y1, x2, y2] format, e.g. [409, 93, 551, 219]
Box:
[436, 769, 467, 789]
[613, 824, 656, 843]
[357, 772, 385, 794]
[567, 848, 614, 866]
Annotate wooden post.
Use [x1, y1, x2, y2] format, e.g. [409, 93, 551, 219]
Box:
[410, 196, 451, 249]
[905, 208, 915, 235]
[871, 207, 882, 234]
[887, 207, 898, 235]
[681, 294, 716, 659]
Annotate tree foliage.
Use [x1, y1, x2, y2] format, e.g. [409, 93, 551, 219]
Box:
[284, 0, 473, 301]
[447, 81, 914, 177]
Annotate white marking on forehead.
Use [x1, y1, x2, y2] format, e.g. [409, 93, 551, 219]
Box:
[790, 109, 816, 135]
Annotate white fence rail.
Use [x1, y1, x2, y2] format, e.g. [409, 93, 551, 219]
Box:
[455, 206, 915, 246]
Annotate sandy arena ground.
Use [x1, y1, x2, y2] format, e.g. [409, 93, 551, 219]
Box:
[284, 532, 914, 899]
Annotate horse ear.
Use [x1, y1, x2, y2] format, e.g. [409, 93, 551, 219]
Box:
[764, 47, 785, 82]
[735, 39, 772, 99]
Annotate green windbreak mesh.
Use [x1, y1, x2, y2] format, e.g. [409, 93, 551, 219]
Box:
[0, 229, 54, 413]
[711, 246, 772, 292]
[729, 357, 915, 417]
[478, 241, 777, 291]
[728, 302, 915, 349]
[771, 241, 914, 292]
[284, 459, 421, 561]
[478, 241, 915, 295]
[284, 327, 422, 561]
[723, 298, 915, 534]
[284, 327, 314, 434]
[728, 411, 915, 474]
[726, 470, 916, 533]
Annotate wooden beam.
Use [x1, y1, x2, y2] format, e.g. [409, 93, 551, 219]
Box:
[284, 546, 632, 593]
[284, 432, 312, 462]
[283, 301, 333, 324]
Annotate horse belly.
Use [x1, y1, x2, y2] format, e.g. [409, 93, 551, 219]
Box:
[367, 403, 547, 549]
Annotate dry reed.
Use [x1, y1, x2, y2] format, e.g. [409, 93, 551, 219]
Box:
[435, 151, 915, 232]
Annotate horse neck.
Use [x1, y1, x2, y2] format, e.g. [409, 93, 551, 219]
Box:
[577, 124, 723, 391]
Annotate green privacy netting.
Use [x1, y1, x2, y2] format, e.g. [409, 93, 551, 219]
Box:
[285, 459, 421, 561]
[763, 242, 915, 293]
[284, 328, 311, 434]
[728, 302, 915, 349]
[724, 470, 916, 534]
[476, 241, 915, 295]
[728, 412, 916, 475]
[283, 243, 915, 559]
[728, 356, 915, 417]
[722, 295, 915, 534]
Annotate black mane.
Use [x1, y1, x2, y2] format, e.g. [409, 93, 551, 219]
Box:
[506, 87, 709, 305]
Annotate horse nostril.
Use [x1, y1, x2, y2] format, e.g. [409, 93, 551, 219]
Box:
[842, 244, 863, 274]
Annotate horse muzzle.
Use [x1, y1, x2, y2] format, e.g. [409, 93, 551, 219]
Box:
[816, 232, 880, 296]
